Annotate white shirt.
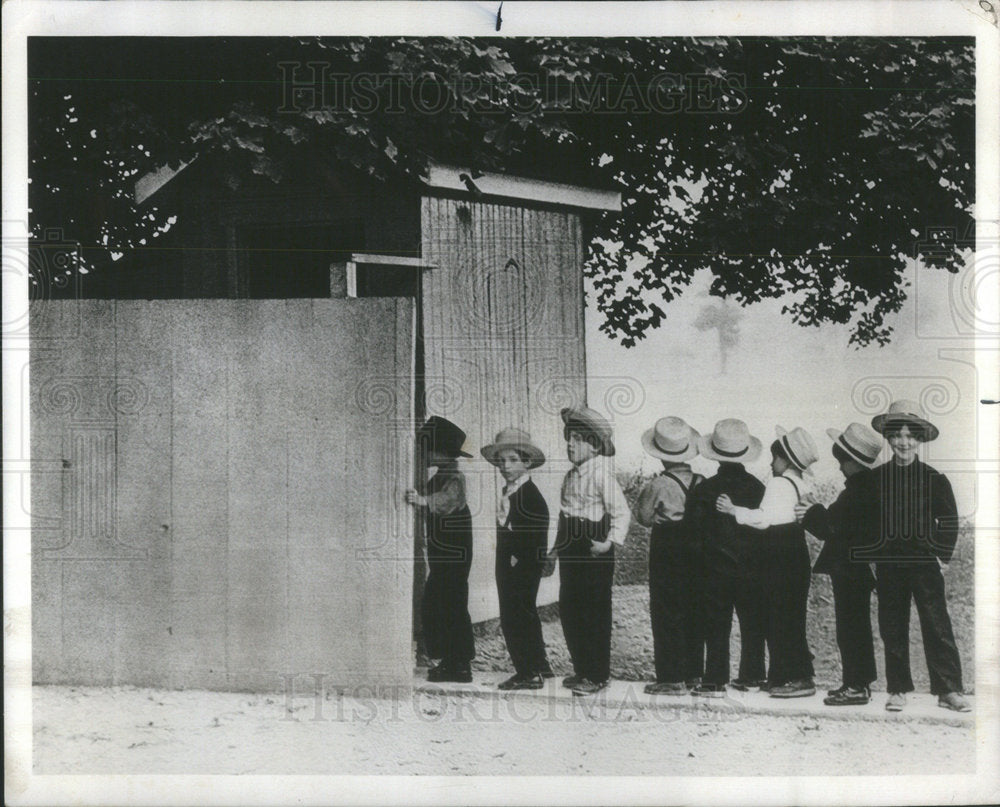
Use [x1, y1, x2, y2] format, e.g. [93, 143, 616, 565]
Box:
[497, 473, 531, 527]
[560, 455, 631, 545]
[733, 471, 807, 530]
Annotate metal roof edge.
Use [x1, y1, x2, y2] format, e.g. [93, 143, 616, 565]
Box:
[423, 162, 621, 212]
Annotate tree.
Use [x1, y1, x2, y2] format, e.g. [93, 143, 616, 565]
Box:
[28, 36, 974, 346]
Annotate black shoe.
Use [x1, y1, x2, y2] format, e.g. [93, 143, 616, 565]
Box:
[691, 683, 726, 698]
[644, 681, 688, 696]
[571, 678, 608, 696]
[730, 678, 767, 692]
[447, 666, 473, 683]
[498, 673, 543, 691]
[562, 674, 584, 689]
[685, 676, 702, 689]
[827, 684, 849, 697]
[824, 687, 870, 706]
[497, 674, 522, 690]
[428, 664, 472, 684]
[769, 679, 816, 699]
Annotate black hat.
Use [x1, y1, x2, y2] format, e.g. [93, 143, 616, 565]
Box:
[417, 416, 472, 458]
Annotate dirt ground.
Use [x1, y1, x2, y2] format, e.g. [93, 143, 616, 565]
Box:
[473, 528, 975, 693]
[32, 683, 974, 776]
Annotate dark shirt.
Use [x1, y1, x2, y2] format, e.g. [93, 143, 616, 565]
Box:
[804, 469, 878, 581]
[855, 458, 959, 564]
[498, 479, 550, 571]
[684, 463, 765, 577]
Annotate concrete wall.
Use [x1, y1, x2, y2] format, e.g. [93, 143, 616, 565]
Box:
[420, 196, 588, 623]
[31, 299, 415, 691]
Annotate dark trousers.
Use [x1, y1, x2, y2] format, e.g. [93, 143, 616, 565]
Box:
[763, 530, 815, 684]
[831, 573, 876, 689]
[558, 515, 615, 683]
[703, 571, 767, 686]
[648, 527, 704, 683]
[496, 541, 548, 677]
[876, 563, 963, 695]
[422, 529, 474, 667]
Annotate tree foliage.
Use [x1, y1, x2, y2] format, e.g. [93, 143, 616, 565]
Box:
[29, 36, 974, 346]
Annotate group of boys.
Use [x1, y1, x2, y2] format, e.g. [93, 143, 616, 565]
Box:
[406, 399, 970, 713]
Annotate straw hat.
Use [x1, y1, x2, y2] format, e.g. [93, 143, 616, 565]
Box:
[826, 423, 882, 468]
[641, 417, 700, 463]
[775, 426, 819, 471]
[698, 419, 762, 464]
[480, 427, 546, 470]
[871, 399, 939, 441]
[560, 406, 615, 456]
[416, 416, 472, 458]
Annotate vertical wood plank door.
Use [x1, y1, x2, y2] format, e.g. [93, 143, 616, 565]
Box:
[420, 197, 587, 622]
[31, 298, 415, 691]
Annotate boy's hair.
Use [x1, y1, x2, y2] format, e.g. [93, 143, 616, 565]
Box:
[497, 447, 532, 465]
[832, 442, 853, 466]
[564, 425, 602, 452]
[770, 439, 790, 464]
[881, 421, 930, 443]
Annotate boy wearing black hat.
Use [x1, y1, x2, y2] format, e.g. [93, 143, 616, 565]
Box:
[406, 416, 475, 683]
[556, 406, 631, 696]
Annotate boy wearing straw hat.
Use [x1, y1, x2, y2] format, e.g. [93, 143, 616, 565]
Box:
[405, 416, 476, 683]
[684, 419, 766, 697]
[718, 426, 819, 698]
[865, 400, 970, 713]
[481, 428, 553, 691]
[635, 417, 705, 695]
[794, 423, 882, 706]
[556, 406, 631, 696]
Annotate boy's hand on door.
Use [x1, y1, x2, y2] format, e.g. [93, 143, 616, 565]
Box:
[404, 489, 426, 507]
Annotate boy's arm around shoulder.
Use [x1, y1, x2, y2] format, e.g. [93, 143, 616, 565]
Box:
[801, 502, 831, 541]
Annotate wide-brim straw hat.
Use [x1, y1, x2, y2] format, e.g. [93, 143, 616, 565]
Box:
[416, 415, 472, 458]
[871, 399, 939, 441]
[698, 419, 762, 464]
[775, 426, 819, 471]
[481, 427, 546, 470]
[826, 423, 882, 468]
[641, 416, 700, 463]
[560, 406, 615, 456]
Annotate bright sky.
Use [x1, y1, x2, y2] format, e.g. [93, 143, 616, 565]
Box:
[585, 257, 986, 518]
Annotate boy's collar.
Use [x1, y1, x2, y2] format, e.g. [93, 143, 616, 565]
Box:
[502, 474, 530, 494]
[573, 453, 602, 469]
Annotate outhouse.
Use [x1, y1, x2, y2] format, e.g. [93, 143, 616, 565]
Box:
[31, 152, 621, 691]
